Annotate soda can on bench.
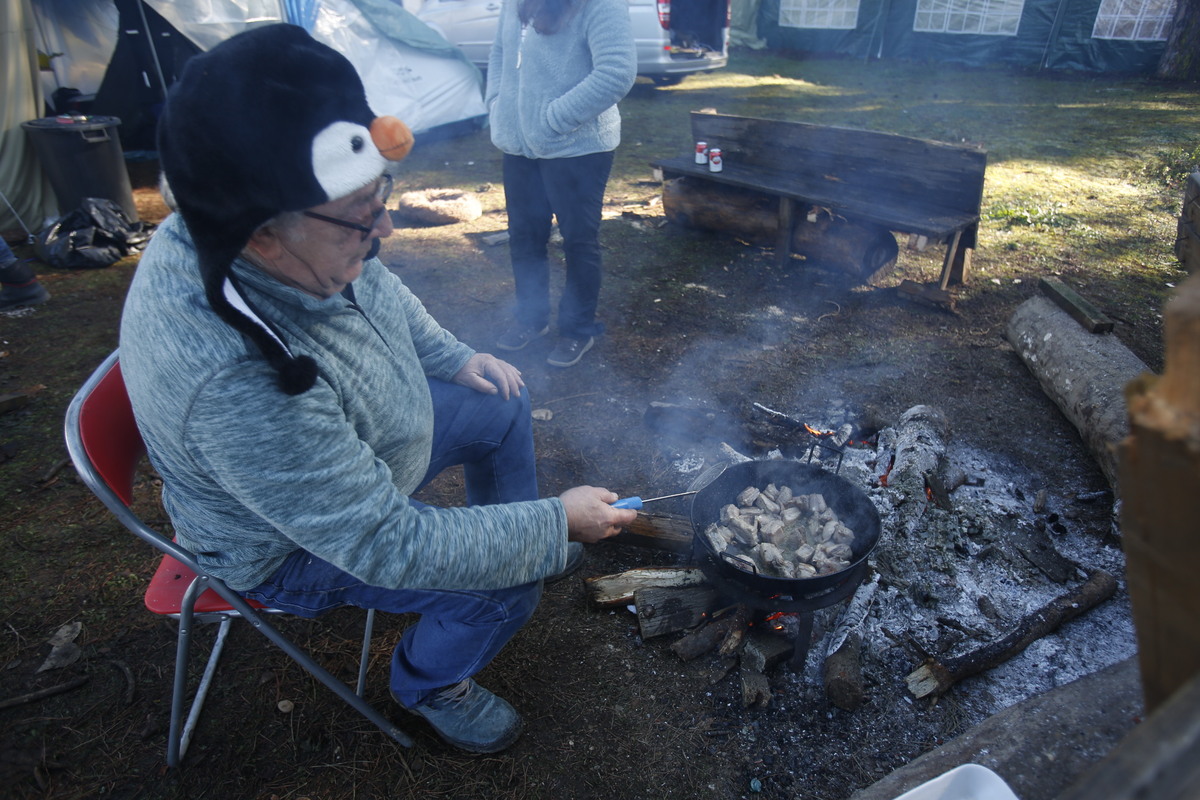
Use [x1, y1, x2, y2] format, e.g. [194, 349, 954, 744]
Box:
[694, 141, 708, 164]
[708, 148, 723, 172]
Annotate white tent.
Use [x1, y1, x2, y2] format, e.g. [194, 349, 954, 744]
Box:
[1, 0, 486, 235]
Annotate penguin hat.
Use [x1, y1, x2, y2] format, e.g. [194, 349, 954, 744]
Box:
[157, 23, 414, 395]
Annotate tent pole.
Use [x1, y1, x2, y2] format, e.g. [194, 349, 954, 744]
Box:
[1040, 0, 1071, 69]
[136, 0, 170, 102]
[0, 188, 36, 243]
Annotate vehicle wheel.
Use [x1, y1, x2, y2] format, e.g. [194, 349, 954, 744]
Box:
[651, 75, 684, 87]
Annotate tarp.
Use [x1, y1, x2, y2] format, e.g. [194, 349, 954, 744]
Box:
[1, 0, 486, 233]
[757, 0, 1169, 73]
[1, 0, 56, 239]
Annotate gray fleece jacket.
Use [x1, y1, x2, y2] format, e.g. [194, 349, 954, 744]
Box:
[486, 0, 636, 160]
[119, 214, 568, 592]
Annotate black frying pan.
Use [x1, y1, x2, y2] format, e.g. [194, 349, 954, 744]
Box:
[689, 460, 881, 598]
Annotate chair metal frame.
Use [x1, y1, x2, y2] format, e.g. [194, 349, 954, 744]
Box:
[64, 349, 412, 765]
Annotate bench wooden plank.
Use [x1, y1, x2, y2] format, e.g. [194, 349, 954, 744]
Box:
[653, 112, 987, 287]
[688, 113, 987, 218]
[655, 157, 978, 238]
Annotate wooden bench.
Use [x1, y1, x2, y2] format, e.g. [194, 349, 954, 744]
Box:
[652, 112, 988, 288]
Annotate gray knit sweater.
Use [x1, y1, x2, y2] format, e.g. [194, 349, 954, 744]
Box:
[486, 0, 636, 159]
[119, 214, 567, 591]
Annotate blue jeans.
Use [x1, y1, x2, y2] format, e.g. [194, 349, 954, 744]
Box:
[502, 150, 614, 339]
[242, 377, 543, 707]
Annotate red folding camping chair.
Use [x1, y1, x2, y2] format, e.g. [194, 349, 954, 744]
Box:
[63, 350, 411, 765]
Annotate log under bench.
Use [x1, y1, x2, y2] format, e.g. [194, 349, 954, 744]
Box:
[653, 112, 988, 289]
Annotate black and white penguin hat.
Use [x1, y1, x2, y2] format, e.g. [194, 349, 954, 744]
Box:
[157, 23, 413, 395]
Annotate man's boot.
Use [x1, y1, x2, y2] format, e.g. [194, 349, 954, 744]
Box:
[0, 256, 50, 310]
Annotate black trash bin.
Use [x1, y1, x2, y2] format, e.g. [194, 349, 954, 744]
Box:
[21, 115, 139, 223]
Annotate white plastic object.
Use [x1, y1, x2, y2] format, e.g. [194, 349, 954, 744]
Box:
[890, 764, 1020, 800]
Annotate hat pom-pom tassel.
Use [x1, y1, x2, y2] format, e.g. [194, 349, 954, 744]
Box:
[279, 354, 319, 395]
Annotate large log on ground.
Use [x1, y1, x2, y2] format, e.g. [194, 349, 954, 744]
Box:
[1006, 293, 1151, 493]
[1120, 270, 1200, 711]
[661, 177, 898, 284]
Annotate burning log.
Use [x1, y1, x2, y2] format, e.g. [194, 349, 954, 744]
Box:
[881, 405, 950, 515]
[585, 567, 708, 608]
[904, 569, 1118, 699]
[1007, 291, 1150, 493]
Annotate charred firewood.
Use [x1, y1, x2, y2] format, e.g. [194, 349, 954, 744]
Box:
[905, 570, 1118, 699]
[824, 633, 865, 711]
[670, 605, 750, 662]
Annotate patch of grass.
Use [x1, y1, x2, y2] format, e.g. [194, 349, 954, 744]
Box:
[1137, 143, 1200, 190]
[985, 199, 1079, 229]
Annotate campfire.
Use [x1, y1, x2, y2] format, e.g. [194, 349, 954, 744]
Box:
[588, 402, 1133, 714]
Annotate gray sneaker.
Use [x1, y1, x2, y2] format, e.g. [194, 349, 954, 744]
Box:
[495, 322, 549, 351]
[404, 679, 522, 753]
[546, 336, 594, 367]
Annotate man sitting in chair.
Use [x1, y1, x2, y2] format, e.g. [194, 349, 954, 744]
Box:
[118, 24, 635, 754]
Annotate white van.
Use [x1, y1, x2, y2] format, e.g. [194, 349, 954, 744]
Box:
[413, 0, 730, 85]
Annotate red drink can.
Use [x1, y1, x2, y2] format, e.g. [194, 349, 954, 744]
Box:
[694, 141, 708, 164]
[708, 148, 723, 172]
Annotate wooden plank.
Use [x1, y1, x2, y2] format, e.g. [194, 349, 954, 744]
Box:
[1120, 270, 1200, 711]
[1039, 276, 1115, 333]
[1056, 669, 1200, 800]
[938, 229, 963, 290]
[775, 196, 795, 268]
[1176, 174, 1200, 272]
[584, 566, 708, 608]
[654, 157, 977, 239]
[688, 112, 986, 216]
[611, 511, 693, 553]
[634, 585, 722, 639]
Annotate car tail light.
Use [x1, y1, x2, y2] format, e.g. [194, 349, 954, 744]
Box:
[657, 0, 670, 29]
[726, 0, 732, 26]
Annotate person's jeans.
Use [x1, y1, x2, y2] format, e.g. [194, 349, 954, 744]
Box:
[242, 377, 542, 707]
[502, 150, 614, 340]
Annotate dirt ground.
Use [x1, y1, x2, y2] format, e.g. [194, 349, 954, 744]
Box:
[1, 52, 1192, 800]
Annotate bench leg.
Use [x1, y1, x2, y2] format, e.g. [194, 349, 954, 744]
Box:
[938, 229, 965, 290]
[775, 197, 796, 269]
[938, 222, 977, 289]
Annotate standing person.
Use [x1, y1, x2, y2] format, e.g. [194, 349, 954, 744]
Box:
[0, 236, 49, 309]
[118, 24, 636, 754]
[486, 0, 637, 367]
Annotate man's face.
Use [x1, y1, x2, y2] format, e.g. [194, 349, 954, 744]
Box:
[273, 175, 395, 298]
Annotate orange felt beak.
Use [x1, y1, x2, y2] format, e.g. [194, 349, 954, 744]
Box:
[371, 116, 414, 162]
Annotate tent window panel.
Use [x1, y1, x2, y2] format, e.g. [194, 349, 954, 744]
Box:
[912, 0, 1023, 34]
[1092, 0, 1178, 40]
[778, 0, 861, 29]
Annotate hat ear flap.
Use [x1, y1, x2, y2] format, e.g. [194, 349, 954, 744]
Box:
[198, 244, 318, 396]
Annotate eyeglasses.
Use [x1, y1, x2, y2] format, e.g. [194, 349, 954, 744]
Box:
[302, 174, 394, 241]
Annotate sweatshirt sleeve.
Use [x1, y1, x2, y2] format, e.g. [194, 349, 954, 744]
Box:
[182, 361, 567, 591]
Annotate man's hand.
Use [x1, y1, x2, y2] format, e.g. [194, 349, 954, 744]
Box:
[560, 486, 638, 544]
[452, 353, 525, 400]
